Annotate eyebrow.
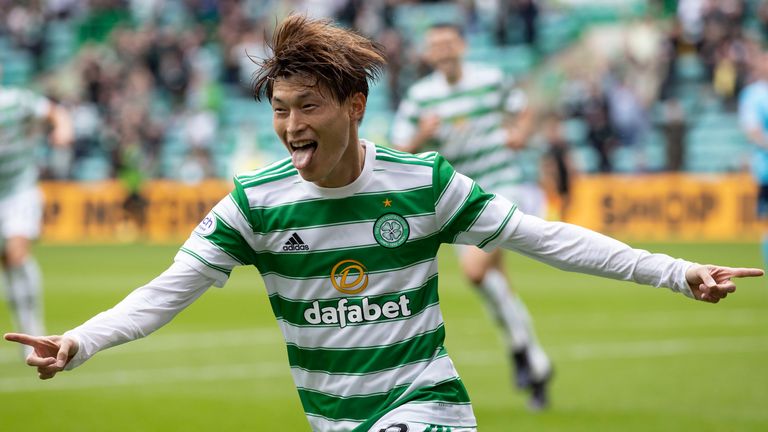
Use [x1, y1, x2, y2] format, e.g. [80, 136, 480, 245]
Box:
[272, 91, 317, 104]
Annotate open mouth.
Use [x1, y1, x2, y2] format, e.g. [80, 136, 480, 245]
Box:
[290, 140, 318, 169]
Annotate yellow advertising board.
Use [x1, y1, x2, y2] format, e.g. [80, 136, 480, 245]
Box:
[39, 174, 760, 243]
[566, 173, 759, 241]
[41, 180, 231, 243]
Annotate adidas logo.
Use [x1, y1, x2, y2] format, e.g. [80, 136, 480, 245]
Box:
[283, 233, 310, 251]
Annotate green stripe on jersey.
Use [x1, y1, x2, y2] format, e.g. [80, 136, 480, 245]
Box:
[203, 211, 257, 265]
[254, 235, 440, 279]
[298, 383, 410, 422]
[253, 187, 433, 233]
[236, 158, 296, 185]
[415, 82, 501, 109]
[178, 247, 232, 276]
[439, 183, 494, 244]
[287, 325, 445, 374]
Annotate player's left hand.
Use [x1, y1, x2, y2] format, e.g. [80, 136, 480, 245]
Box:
[685, 265, 764, 303]
[3, 333, 78, 379]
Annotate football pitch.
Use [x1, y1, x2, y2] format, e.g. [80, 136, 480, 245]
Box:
[1, 242, 766, 431]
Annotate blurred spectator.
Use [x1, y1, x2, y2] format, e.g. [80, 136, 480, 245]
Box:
[6, 2, 47, 72]
[658, 98, 688, 171]
[606, 69, 650, 150]
[540, 113, 574, 220]
[495, 0, 539, 47]
[583, 84, 618, 173]
[658, 18, 685, 100]
[677, 0, 707, 46]
[517, 0, 540, 48]
[179, 146, 214, 184]
[760, 1, 768, 41]
[231, 19, 269, 94]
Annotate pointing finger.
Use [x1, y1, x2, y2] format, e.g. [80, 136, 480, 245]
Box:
[728, 268, 765, 279]
[4, 333, 39, 346]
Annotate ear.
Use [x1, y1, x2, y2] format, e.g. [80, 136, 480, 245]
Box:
[348, 92, 366, 122]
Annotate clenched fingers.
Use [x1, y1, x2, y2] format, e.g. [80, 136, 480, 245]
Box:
[26, 354, 56, 368]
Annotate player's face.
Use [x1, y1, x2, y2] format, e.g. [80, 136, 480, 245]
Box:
[425, 27, 465, 80]
[271, 75, 366, 187]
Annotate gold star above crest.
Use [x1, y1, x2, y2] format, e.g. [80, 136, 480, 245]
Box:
[383, 198, 392, 207]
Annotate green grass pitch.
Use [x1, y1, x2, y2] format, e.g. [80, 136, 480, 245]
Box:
[1, 242, 766, 431]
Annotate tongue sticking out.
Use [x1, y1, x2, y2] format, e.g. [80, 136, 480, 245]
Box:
[291, 146, 316, 170]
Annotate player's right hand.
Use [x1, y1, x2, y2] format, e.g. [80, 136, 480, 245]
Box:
[4, 333, 79, 380]
[418, 114, 441, 139]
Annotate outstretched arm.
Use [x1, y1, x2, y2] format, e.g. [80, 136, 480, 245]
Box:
[500, 213, 763, 300]
[4, 261, 216, 379]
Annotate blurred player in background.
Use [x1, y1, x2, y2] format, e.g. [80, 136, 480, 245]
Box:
[0, 65, 73, 355]
[739, 48, 768, 273]
[391, 23, 552, 409]
[5, 16, 763, 432]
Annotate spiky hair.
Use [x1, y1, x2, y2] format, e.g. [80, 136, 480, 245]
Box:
[252, 15, 386, 103]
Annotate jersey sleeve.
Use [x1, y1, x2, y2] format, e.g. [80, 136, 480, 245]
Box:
[499, 213, 695, 297]
[433, 153, 521, 249]
[63, 261, 215, 369]
[174, 179, 259, 286]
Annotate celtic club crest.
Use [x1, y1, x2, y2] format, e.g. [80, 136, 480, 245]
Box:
[373, 213, 410, 248]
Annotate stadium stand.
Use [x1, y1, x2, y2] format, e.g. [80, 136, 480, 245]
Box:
[0, 0, 763, 181]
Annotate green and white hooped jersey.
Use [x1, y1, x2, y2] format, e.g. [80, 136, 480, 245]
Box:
[175, 140, 519, 431]
[392, 63, 527, 194]
[0, 86, 50, 198]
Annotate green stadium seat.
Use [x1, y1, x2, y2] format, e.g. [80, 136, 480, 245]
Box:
[0, 50, 33, 85]
[675, 54, 706, 82]
[562, 118, 588, 146]
[73, 155, 112, 181]
[570, 145, 599, 173]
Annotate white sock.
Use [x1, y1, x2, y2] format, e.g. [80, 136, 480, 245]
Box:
[479, 269, 551, 379]
[5, 258, 45, 337]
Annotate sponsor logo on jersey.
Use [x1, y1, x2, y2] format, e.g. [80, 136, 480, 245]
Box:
[330, 259, 368, 294]
[303, 258, 412, 328]
[195, 213, 217, 236]
[283, 232, 310, 251]
[303, 295, 412, 328]
[373, 213, 409, 248]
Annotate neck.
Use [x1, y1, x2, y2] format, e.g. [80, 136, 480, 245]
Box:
[445, 63, 463, 85]
[314, 137, 366, 188]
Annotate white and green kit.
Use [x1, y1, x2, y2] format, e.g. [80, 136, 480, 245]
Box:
[0, 86, 51, 199]
[392, 62, 528, 195]
[64, 140, 695, 431]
